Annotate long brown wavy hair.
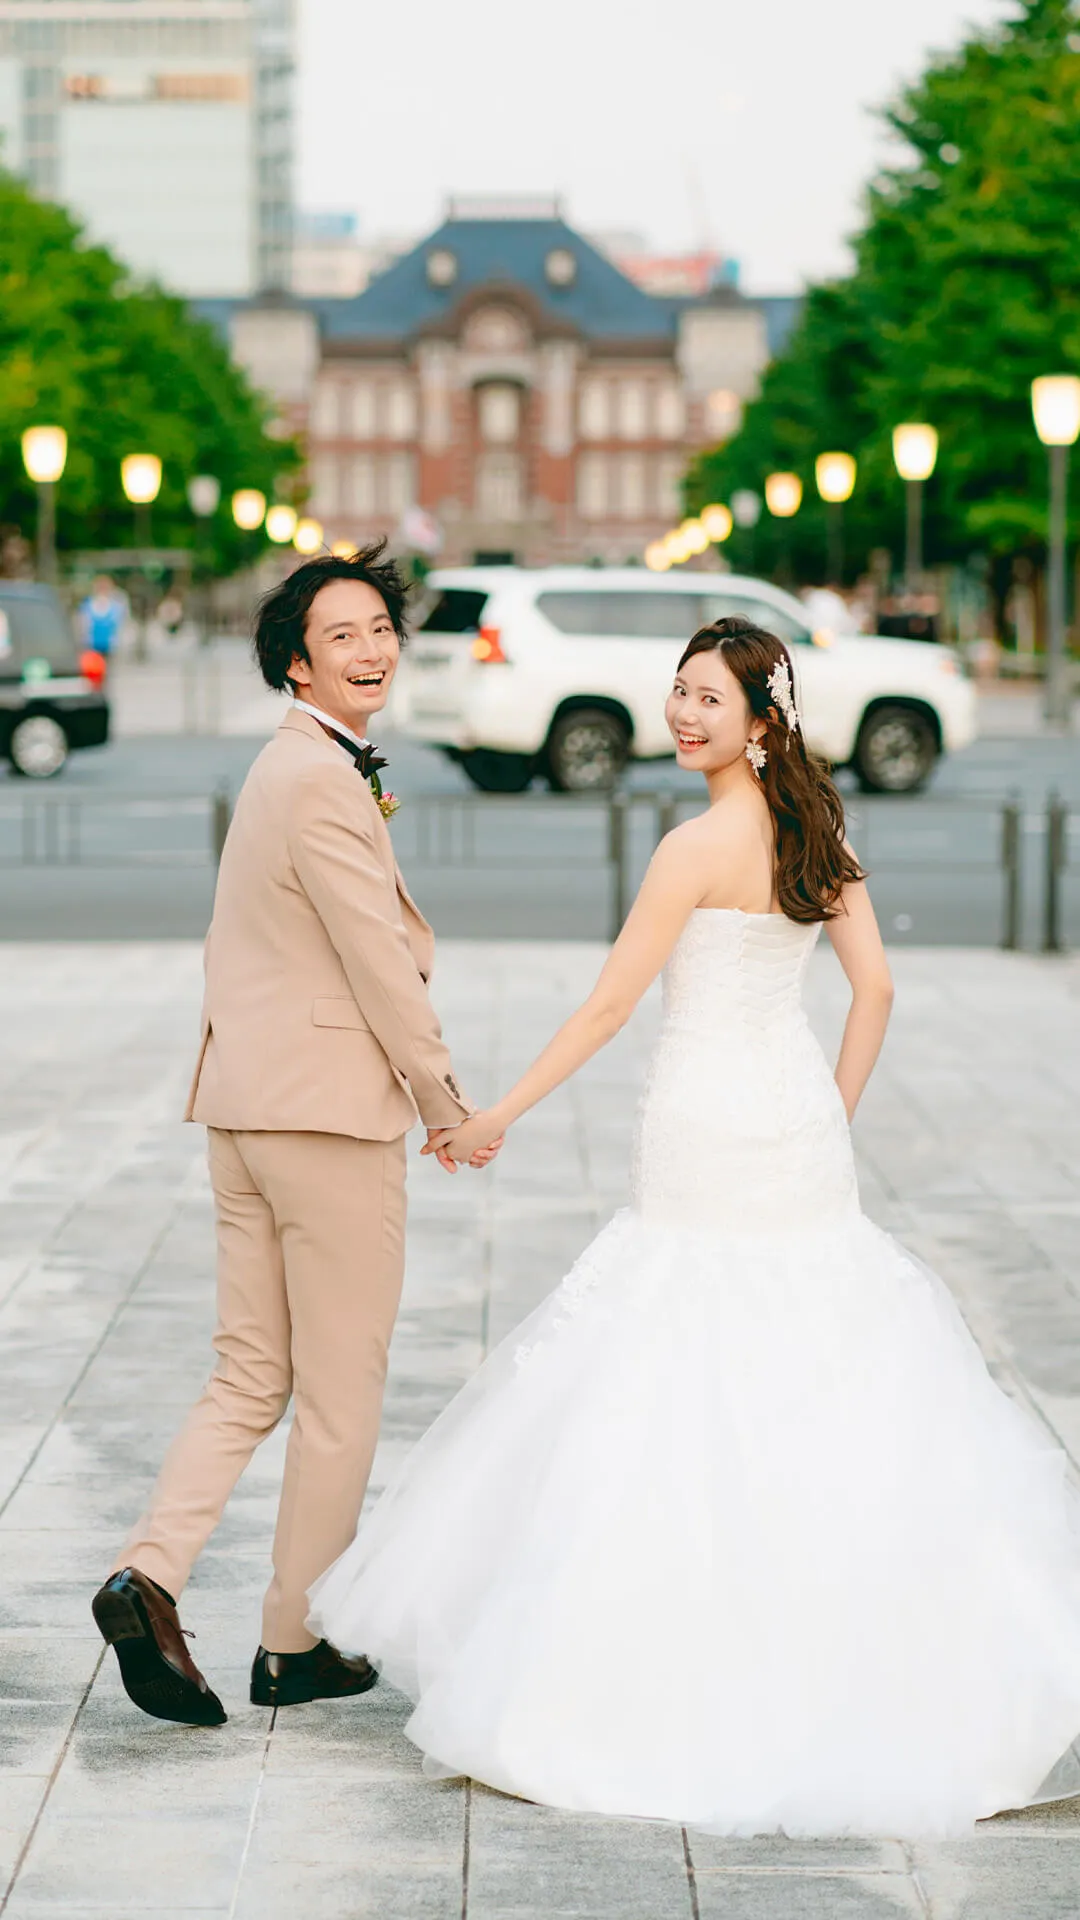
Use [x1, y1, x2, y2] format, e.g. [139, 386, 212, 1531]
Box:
[677, 617, 865, 924]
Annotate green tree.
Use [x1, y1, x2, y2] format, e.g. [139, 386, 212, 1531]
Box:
[688, 0, 1080, 600]
[0, 171, 299, 574]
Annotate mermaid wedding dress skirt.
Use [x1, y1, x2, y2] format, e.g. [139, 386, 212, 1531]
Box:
[309, 911, 1080, 1836]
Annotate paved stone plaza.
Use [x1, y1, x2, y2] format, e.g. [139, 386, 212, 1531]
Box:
[2, 938, 1080, 1918]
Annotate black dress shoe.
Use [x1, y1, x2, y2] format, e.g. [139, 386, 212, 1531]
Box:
[250, 1639, 378, 1707]
[92, 1568, 227, 1727]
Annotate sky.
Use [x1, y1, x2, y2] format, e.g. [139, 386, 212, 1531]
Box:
[296, 0, 1013, 295]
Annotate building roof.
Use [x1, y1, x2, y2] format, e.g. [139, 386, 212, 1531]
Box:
[315, 215, 679, 344]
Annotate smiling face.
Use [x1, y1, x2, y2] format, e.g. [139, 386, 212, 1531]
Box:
[287, 579, 400, 733]
[665, 644, 764, 775]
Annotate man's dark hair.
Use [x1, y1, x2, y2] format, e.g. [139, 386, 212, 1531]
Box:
[252, 539, 410, 693]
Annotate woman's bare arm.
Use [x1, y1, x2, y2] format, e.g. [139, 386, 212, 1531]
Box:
[825, 874, 894, 1118]
[423, 826, 709, 1163]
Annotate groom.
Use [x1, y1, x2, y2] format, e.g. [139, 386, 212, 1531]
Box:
[93, 543, 494, 1724]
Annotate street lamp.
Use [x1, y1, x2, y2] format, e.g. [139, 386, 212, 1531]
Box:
[731, 490, 762, 529]
[815, 451, 856, 584]
[187, 474, 220, 518]
[121, 455, 162, 660]
[186, 478, 220, 647]
[232, 488, 267, 532]
[700, 503, 733, 544]
[891, 424, 937, 589]
[679, 518, 709, 556]
[21, 426, 68, 584]
[1031, 375, 1080, 725]
[765, 472, 802, 518]
[293, 517, 324, 555]
[266, 504, 298, 544]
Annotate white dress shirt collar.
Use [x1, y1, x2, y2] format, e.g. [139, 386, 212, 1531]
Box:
[291, 698, 369, 754]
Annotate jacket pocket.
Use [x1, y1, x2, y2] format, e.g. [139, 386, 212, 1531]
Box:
[312, 996, 371, 1031]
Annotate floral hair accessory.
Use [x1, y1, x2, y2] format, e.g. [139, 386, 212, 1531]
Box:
[767, 659, 799, 735]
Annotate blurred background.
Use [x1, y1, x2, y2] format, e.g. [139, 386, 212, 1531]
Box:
[0, 0, 1077, 949]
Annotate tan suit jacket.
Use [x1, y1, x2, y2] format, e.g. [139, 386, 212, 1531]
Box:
[186, 707, 470, 1140]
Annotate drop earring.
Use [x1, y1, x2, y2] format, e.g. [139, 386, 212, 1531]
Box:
[745, 739, 766, 773]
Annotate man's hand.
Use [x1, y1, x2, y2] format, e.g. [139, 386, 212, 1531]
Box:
[423, 1113, 506, 1172]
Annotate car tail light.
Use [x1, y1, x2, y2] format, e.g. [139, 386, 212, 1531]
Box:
[79, 648, 108, 688]
[471, 626, 508, 664]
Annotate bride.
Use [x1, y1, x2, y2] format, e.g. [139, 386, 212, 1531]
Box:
[309, 615, 1080, 1837]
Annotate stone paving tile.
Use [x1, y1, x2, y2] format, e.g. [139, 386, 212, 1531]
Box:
[1, 940, 1079, 1919]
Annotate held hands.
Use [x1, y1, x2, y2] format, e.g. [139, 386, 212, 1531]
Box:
[422, 1111, 506, 1173]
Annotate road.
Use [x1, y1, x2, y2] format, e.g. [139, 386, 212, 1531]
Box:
[1, 713, 1078, 947]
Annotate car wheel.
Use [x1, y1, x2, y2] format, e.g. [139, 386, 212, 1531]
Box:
[853, 705, 938, 793]
[8, 713, 69, 779]
[547, 708, 630, 793]
[458, 748, 535, 793]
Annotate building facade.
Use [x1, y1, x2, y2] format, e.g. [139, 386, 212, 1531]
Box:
[222, 201, 775, 567]
[0, 0, 293, 296]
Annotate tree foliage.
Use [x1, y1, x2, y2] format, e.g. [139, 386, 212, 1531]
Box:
[0, 171, 299, 574]
[687, 0, 1080, 590]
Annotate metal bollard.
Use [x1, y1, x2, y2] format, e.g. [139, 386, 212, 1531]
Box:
[608, 790, 630, 941]
[211, 786, 232, 866]
[1043, 790, 1067, 954]
[1000, 795, 1021, 951]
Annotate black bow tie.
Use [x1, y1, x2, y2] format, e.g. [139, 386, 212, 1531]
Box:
[342, 739, 387, 781]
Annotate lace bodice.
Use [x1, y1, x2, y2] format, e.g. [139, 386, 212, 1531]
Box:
[631, 909, 858, 1233]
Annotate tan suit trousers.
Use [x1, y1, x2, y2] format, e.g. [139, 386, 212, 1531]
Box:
[118, 1127, 406, 1651]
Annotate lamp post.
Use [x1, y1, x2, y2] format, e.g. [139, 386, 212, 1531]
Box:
[891, 424, 937, 590]
[121, 455, 162, 661]
[1031, 375, 1080, 726]
[814, 452, 856, 584]
[186, 477, 220, 648]
[21, 426, 68, 584]
[121, 453, 162, 546]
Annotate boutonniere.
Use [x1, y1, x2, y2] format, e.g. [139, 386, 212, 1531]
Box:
[355, 743, 399, 820]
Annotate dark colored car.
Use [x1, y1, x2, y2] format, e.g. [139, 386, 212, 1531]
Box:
[0, 583, 110, 777]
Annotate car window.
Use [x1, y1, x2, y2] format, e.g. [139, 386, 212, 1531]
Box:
[419, 588, 490, 634]
[700, 594, 811, 647]
[537, 591, 704, 639]
[0, 592, 77, 671]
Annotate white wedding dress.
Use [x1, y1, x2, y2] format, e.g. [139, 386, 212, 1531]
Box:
[309, 909, 1080, 1837]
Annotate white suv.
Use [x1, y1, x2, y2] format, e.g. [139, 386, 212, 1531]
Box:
[393, 567, 977, 794]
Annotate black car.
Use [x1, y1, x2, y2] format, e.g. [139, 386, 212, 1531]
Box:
[0, 582, 110, 777]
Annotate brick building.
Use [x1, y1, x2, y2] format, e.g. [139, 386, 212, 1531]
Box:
[213, 199, 790, 566]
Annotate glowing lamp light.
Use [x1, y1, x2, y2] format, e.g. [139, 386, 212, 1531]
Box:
[1031, 376, 1080, 448]
[331, 539, 356, 558]
[21, 426, 68, 485]
[700, 503, 733, 543]
[232, 488, 267, 531]
[892, 424, 938, 482]
[664, 529, 692, 564]
[680, 518, 709, 555]
[765, 472, 802, 518]
[265, 504, 298, 544]
[187, 474, 220, 517]
[815, 452, 856, 504]
[121, 453, 162, 505]
[293, 517, 324, 555]
[644, 540, 671, 571]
